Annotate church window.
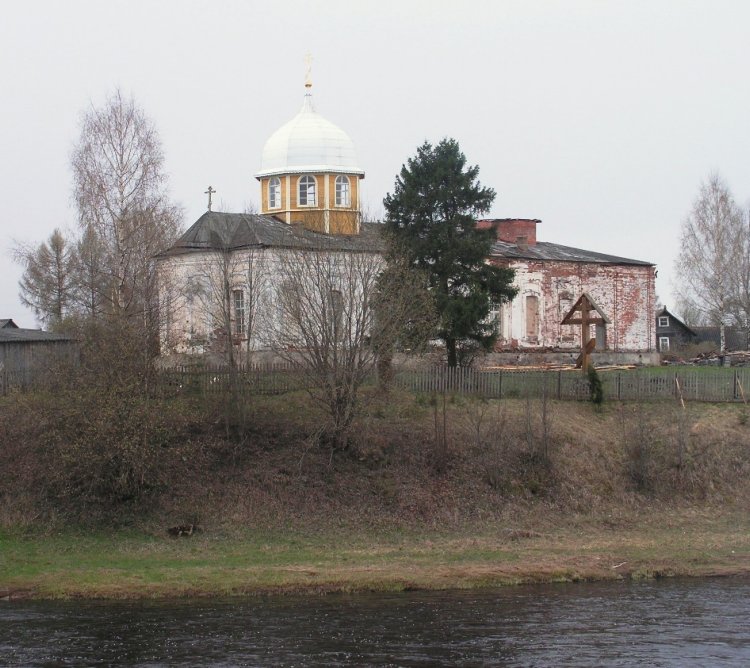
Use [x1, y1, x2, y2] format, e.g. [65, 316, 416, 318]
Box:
[335, 175, 350, 207]
[525, 295, 539, 342]
[268, 177, 281, 209]
[298, 175, 317, 207]
[489, 301, 503, 337]
[233, 289, 245, 336]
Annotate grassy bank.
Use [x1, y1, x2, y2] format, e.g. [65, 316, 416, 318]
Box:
[2, 507, 750, 600]
[3, 391, 750, 600]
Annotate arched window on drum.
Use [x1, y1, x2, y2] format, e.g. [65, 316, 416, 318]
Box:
[298, 175, 317, 207]
[335, 175, 350, 207]
[268, 177, 281, 209]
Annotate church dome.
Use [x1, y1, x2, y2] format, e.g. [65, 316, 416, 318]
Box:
[255, 92, 364, 178]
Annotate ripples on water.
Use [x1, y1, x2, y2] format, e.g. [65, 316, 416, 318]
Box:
[2, 577, 750, 666]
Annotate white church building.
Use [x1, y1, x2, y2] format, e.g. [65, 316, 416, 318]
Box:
[156, 79, 382, 358]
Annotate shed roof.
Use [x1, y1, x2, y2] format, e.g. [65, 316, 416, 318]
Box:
[158, 212, 385, 257]
[0, 328, 74, 343]
[490, 240, 653, 266]
[0, 319, 19, 328]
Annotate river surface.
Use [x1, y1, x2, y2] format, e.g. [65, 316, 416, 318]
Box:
[2, 577, 750, 666]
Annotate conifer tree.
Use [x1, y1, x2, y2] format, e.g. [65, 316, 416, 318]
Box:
[384, 138, 516, 366]
[15, 228, 74, 328]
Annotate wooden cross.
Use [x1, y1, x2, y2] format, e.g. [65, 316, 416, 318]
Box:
[561, 293, 610, 373]
[204, 185, 216, 212]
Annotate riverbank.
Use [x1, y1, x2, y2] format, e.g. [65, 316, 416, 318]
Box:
[2, 506, 749, 600]
[4, 392, 750, 600]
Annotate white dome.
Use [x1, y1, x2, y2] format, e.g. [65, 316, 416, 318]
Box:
[255, 92, 364, 178]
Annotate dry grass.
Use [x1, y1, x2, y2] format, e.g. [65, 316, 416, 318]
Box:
[2, 391, 750, 599]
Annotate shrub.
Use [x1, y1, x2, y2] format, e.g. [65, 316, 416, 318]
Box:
[588, 365, 604, 407]
[0, 318, 207, 521]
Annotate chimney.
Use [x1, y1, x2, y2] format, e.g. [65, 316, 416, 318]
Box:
[477, 218, 540, 246]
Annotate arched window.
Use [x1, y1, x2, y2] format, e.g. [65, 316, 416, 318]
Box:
[298, 175, 316, 207]
[335, 175, 350, 207]
[233, 289, 245, 336]
[268, 177, 281, 209]
[525, 294, 539, 342]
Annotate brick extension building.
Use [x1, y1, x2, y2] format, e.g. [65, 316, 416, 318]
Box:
[480, 218, 657, 363]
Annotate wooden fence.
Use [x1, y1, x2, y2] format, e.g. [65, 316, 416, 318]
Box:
[157, 363, 307, 396]
[394, 366, 750, 403]
[4, 362, 750, 404]
[157, 364, 750, 404]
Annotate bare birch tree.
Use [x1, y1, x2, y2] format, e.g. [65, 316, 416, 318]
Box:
[674, 174, 745, 351]
[71, 89, 182, 322]
[727, 204, 750, 334]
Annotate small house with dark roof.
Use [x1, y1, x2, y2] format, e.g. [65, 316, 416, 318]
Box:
[482, 219, 657, 359]
[0, 322, 77, 392]
[654, 306, 697, 352]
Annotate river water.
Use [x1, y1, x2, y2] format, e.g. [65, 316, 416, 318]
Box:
[2, 577, 749, 666]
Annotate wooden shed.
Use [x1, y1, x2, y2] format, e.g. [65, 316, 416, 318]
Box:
[0, 319, 78, 393]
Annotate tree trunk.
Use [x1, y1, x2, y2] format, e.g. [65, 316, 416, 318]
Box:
[446, 337, 458, 367]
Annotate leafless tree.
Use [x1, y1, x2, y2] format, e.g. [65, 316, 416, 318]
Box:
[268, 245, 381, 449]
[14, 228, 74, 328]
[674, 174, 745, 350]
[673, 295, 706, 328]
[179, 235, 270, 436]
[267, 238, 432, 451]
[190, 237, 269, 367]
[727, 203, 750, 334]
[71, 89, 182, 321]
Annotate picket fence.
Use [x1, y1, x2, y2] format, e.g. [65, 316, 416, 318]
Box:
[153, 363, 750, 404]
[4, 363, 750, 403]
[157, 363, 306, 396]
[394, 366, 750, 403]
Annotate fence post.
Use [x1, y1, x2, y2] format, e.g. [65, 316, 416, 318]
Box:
[734, 369, 739, 402]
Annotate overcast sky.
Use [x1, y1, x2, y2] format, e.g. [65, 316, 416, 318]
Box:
[2, 0, 749, 327]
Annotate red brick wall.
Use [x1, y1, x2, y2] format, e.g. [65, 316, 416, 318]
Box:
[477, 219, 540, 245]
[490, 258, 655, 352]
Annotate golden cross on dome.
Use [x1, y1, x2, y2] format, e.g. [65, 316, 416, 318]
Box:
[304, 52, 313, 89]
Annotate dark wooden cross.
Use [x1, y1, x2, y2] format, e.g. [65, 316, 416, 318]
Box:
[204, 185, 216, 211]
[561, 293, 610, 373]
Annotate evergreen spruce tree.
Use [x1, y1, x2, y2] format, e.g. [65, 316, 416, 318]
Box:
[383, 138, 517, 366]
